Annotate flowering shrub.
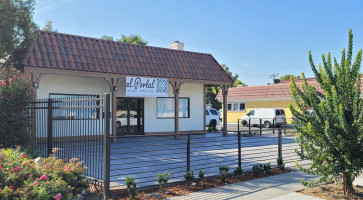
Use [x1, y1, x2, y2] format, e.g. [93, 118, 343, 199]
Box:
[0, 65, 34, 148]
[0, 147, 88, 199]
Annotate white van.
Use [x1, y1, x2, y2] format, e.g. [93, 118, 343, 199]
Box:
[241, 108, 286, 128]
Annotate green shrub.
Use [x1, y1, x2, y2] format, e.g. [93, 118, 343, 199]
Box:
[252, 164, 263, 175]
[234, 167, 243, 178]
[277, 156, 285, 170]
[0, 66, 34, 148]
[198, 170, 205, 185]
[263, 163, 271, 174]
[219, 165, 229, 183]
[183, 170, 194, 186]
[125, 176, 138, 198]
[157, 172, 169, 190]
[0, 147, 88, 199]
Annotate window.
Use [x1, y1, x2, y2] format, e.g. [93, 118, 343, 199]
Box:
[280, 109, 285, 115]
[49, 93, 99, 120]
[275, 110, 281, 115]
[209, 109, 219, 115]
[227, 104, 232, 111]
[206, 110, 210, 115]
[156, 97, 190, 118]
[247, 110, 255, 116]
[233, 104, 238, 111]
[239, 103, 246, 111]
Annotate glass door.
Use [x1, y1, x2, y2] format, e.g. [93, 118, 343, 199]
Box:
[116, 98, 144, 135]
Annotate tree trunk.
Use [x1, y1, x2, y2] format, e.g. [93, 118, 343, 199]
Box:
[343, 170, 346, 195]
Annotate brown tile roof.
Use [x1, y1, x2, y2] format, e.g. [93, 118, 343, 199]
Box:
[17, 31, 233, 83]
[217, 76, 363, 101]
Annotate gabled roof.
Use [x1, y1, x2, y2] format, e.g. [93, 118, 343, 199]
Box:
[17, 31, 233, 83]
[217, 76, 363, 101]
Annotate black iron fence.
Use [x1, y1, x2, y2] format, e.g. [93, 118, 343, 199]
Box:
[30, 94, 110, 193]
[29, 96, 304, 199]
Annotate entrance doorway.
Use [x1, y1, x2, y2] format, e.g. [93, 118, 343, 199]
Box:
[116, 98, 144, 135]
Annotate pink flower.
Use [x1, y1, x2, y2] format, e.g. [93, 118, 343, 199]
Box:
[65, 166, 71, 172]
[14, 166, 20, 173]
[0, 166, 3, 170]
[9, 185, 15, 191]
[29, 174, 33, 177]
[55, 193, 62, 200]
[39, 175, 48, 180]
[21, 154, 27, 159]
[33, 181, 37, 186]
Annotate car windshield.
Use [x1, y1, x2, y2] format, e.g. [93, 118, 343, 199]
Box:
[248, 110, 254, 115]
[209, 109, 219, 115]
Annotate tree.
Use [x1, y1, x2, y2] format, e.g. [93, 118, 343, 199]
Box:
[101, 35, 114, 41]
[290, 29, 363, 195]
[0, 65, 34, 147]
[0, 0, 38, 66]
[206, 64, 246, 109]
[42, 20, 57, 32]
[117, 34, 148, 45]
[280, 74, 301, 80]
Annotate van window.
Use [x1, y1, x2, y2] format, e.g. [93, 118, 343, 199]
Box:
[210, 109, 219, 115]
[248, 110, 255, 116]
[280, 109, 285, 115]
[275, 110, 280, 115]
[206, 110, 210, 115]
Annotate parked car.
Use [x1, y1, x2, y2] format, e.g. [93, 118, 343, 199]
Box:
[206, 108, 221, 127]
[218, 109, 223, 121]
[241, 108, 286, 128]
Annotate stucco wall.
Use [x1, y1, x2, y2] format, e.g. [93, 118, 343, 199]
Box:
[144, 83, 204, 133]
[37, 74, 204, 133]
[225, 100, 296, 123]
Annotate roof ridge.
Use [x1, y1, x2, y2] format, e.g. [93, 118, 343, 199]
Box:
[38, 30, 213, 55]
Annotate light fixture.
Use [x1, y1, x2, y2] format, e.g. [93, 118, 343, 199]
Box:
[176, 89, 180, 94]
[224, 91, 229, 95]
[32, 82, 39, 88]
[113, 86, 118, 91]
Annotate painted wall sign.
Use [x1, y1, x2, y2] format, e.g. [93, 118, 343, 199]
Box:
[126, 77, 169, 97]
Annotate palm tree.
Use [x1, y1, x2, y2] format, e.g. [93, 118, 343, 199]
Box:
[117, 34, 148, 45]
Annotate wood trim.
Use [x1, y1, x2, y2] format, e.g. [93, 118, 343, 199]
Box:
[24, 67, 231, 86]
[203, 84, 206, 128]
[220, 84, 229, 136]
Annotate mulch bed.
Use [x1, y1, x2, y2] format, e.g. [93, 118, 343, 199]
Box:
[298, 183, 363, 200]
[87, 167, 291, 200]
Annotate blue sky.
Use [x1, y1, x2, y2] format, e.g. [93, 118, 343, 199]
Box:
[33, 0, 363, 86]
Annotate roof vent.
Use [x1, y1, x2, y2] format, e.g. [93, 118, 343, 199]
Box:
[169, 41, 184, 50]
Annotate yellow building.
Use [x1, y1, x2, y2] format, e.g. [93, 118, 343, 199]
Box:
[216, 79, 319, 124]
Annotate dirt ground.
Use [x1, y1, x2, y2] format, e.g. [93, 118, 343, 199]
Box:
[91, 168, 291, 200]
[299, 183, 363, 200]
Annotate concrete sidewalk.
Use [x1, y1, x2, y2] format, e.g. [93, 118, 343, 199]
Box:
[168, 171, 320, 200]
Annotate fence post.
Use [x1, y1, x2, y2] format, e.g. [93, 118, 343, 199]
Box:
[259, 119, 262, 136]
[284, 118, 287, 135]
[187, 134, 190, 172]
[272, 119, 275, 135]
[278, 129, 282, 159]
[103, 94, 111, 200]
[248, 119, 251, 136]
[47, 98, 53, 156]
[238, 130, 241, 169]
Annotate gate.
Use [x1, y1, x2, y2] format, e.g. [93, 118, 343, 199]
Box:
[30, 94, 111, 198]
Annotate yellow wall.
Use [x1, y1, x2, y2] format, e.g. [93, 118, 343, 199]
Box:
[225, 100, 296, 123]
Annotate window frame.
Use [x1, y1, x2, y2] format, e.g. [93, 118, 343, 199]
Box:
[49, 93, 100, 120]
[156, 97, 190, 119]
[239, 103, 246, 111]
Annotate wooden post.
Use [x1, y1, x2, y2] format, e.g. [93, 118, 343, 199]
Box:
[30, 71, 42, 148]
[221, 84, 229, 136]
[171, 81, 182, 139]
[105, 78, 122, 143]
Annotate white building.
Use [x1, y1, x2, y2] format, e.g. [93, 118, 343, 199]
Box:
[16, 31, 232, 137]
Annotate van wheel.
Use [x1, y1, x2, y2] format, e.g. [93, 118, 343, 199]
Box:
[242, 120, 248, 127]
[264, 121, 271, 128]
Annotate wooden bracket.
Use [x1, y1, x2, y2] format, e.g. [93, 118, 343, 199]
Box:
[170, 81, 183, 94]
